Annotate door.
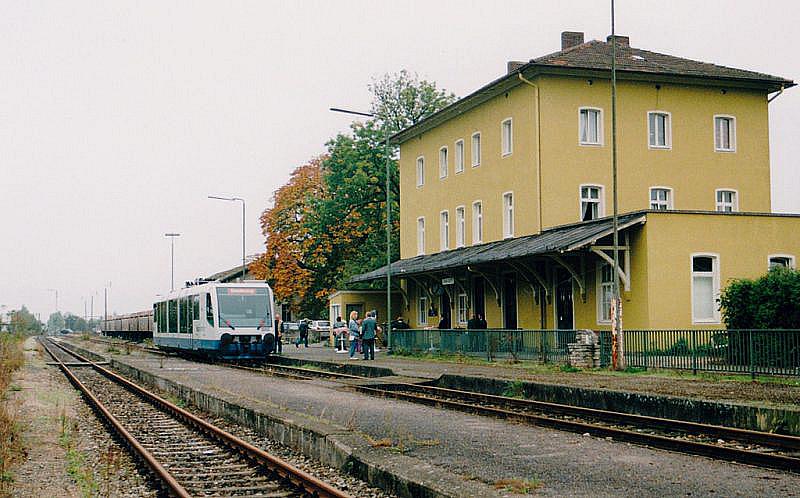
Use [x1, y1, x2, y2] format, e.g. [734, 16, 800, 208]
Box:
[439, 292, 451, 329]
[503, 273, 517, 329]
[472, 277, 485, 319]
[555, 269, 574, 330]
[345, 303, 364, 321]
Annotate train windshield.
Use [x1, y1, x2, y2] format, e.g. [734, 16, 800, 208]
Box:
[217, 287, 271, 329]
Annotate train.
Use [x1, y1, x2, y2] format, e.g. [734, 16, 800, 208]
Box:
[101, 281, 276, 360]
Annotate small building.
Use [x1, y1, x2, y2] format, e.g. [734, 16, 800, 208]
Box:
[328, 290, 403, 324]
[345, 31, 798, 331]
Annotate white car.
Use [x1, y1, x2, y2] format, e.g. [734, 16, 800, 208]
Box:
[309, 320, 331, 340]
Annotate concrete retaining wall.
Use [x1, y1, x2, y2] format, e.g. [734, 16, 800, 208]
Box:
[433, 374, 800, 436]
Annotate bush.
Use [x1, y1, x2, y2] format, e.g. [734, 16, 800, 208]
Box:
[720, 267, 800, 329]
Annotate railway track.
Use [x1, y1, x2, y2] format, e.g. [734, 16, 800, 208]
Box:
[41, 338, 350, 498]
[351, 381, 800, 474]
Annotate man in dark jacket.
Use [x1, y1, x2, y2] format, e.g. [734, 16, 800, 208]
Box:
[361, 311, 378, 360]
[296, 319, 309, 348]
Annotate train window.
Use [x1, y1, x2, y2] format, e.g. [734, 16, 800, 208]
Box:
[168, 300, 178, 333]
[206, 293, 214, 326]
[192, 295, 200, 321]
[181, 297, 190, 334]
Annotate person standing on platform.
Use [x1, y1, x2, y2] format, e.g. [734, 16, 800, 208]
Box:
[296, 319, 309, 348]
[332, 316, 347, 352]
[477, 313, 487, 329]
[274, 318, 283, 354]
[347, 310, 360, 359]
[361, 311, 377, 360]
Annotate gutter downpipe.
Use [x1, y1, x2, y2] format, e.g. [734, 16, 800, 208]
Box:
[518, 72, 547, 329]
[517, 72, 544, 235]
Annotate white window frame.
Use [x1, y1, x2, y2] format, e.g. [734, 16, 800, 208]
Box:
[691, 253, 720, 324]
[578, 107, 603, 146]
[596, 261, 614, 324]
[579, 184, 605, 221]
[416, 156, 425, 187]
[454, 139, 465, 174]
[457, 292, 468, 325]
[455, 205, 466, 248]
[647, 111, 672, 149]
[715, 189, 739, 212]
[439, 146, 448, 179]
[471, 132, 481, 167]
[768, 254, 796, 270]
[501, 118, 513, 156]
[440, 210, 450, 251]
[472, 200, 483, 244]
[330, 304, 341, 322]
[417, 295, 428, 326]
[713, 115, 736, 153]
[502, 192, 514, 238]
[417, 217, 426, 255]
[649, 186, 673, 210]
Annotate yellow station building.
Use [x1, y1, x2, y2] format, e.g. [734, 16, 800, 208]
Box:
[341, 31, 798, 332]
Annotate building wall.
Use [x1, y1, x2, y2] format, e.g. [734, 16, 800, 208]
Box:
[538, 76, 770, 228]
[643, 212, 800, 329]
[398, 74, 771, 259]
[398, 84, 538, 259]
[328, 291, 403, 325]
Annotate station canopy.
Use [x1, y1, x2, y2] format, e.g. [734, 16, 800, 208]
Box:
[349, 212, 646, 283]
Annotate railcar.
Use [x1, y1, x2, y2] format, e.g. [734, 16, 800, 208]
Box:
[101, 311, 154, 341]
[152, 281, 276, 359]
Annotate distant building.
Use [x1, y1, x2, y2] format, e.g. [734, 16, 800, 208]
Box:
[344, 31, 798, 330]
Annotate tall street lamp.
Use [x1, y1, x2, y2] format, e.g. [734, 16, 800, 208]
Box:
[164, 233, 181, 291]
[330, 107, 393, 351]
[209, 195, 246, 281]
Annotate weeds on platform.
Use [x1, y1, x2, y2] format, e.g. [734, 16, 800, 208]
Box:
[502, 380, 526, 399]
[494, 477, 542, 494]
[0, 332, 25, 494]
[59, 411, 98, 497]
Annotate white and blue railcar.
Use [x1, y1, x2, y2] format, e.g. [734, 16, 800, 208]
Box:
[153, 281, 276, 359]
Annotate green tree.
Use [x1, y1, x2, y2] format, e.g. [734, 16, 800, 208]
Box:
[369, 70, 457, 134]
[47, 312, 65, 332]
[8, 306, 43, 334]
[719, 267, 800, 329]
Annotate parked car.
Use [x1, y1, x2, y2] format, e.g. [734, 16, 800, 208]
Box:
[309, 320, 331, 341]
[280, 322, 299, 343]
[59, 328, 73, 335]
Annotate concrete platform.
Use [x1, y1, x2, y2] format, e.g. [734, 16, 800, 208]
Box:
[63, 339, 800, 497]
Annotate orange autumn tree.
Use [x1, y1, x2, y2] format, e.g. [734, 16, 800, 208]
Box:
[250, 157, 328, 315]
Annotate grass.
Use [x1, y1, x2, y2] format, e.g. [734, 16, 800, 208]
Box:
[106, 347, 120, 355]
[59, 412, 98, 497]
[0, 332, 26, 494]
[494, 477, 543, 494]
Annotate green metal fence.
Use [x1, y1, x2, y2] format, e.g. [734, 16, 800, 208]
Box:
[391, 328, 800, 377]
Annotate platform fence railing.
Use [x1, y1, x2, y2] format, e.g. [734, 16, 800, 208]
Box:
[390, 328, 800, 377]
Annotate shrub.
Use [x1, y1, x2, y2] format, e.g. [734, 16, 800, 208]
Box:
[720, 267, 800, 329]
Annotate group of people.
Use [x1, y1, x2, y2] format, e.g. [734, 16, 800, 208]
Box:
[332, 310, 381, 360]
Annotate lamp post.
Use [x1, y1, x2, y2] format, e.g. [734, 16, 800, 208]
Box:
[209, 195, 246, 281]
[164, 233, 181, 291]
[610, 0, 625, 369]
[330, 107, 393, 351]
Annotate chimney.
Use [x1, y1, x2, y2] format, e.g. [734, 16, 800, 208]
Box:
[606, 34, 630, 48]
[507, 61, 525, 74]
[561, 31, 584, 50]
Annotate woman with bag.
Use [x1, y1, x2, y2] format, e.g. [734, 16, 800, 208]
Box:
[347, 310, 361, 359]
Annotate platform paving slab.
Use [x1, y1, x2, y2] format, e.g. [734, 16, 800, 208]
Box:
[65, 339, 800, 497]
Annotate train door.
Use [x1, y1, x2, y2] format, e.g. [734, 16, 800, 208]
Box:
[191, 294, 200, 350]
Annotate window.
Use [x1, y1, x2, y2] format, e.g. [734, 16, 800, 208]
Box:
[454, 140, 464, 173]
[439, 147, 448, 179]
[457, 293, 468, 325]
[417, 295, 428, 326]
[440, 210, 449, 251]
[579, 108, 603, 145]
[692, 254, 720, 323]
[472, 201, 483, 244]
[455, 206, 465, 248]
[501, 119, 513, 156]
[715, 189, 738, 212]
[331, 304, 341, 322]
[205, 293, 214, 326]
[580, 185, 603, 221]
[502, 192, 514, 238]
[417, 217, 426, 255]
[471, 133, 481, 167]
[649, 187, 673, 210]
[168, 299, 178, 333]
[597, 263, 614, 323]
[768, 255, 795, 270]
[416, 156, 425, 187]
[648, 111, 671, 148]
[714, 115, 736, 152]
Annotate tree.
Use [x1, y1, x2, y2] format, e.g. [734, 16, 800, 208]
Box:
[8, 306, 43, 334]
[369, 70, 457, 134]
[719, 267, 800, 329]
[47, 312, 65, 332]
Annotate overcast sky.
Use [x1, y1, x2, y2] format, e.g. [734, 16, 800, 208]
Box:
[2, 0, 798, 321]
